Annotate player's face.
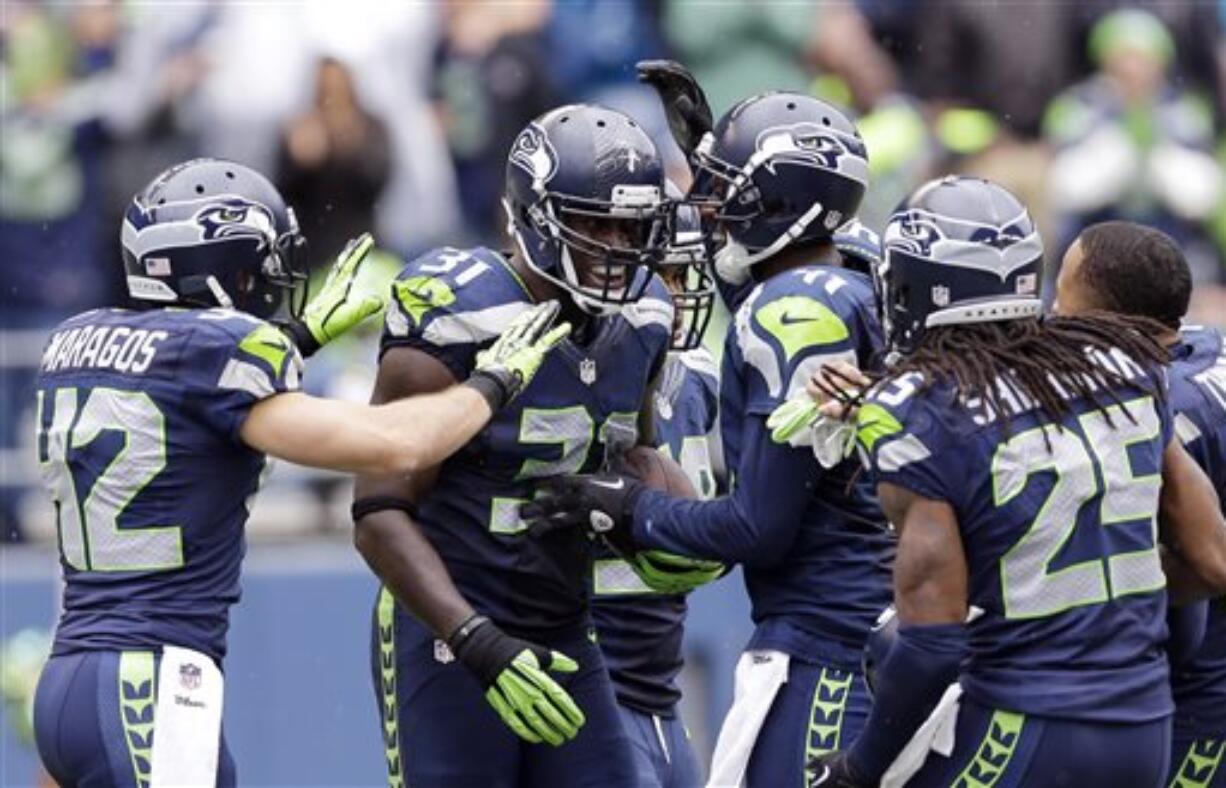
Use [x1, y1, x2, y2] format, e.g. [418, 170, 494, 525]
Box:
[1053, 239, 1097, 316]
[566, 214, 647, 293]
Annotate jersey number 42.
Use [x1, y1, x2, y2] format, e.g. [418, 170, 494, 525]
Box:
[36, 386, 183, 573]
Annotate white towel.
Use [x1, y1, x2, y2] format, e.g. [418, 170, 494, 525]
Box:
[706, 650, 790, 788]
[150, 646, 225, 788]
[880, 682, 963, 788]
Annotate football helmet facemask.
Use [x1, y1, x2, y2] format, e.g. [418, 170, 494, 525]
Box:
[503, 104, 671, 317]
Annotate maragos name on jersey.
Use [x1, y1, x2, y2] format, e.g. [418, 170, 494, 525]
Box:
[41, 324, 169, 375]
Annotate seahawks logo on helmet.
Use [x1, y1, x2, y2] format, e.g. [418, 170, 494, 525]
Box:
[886, 209, 1044, 281]
[510, 125, 558, 188]
[754, 123, 869, 185]
[195, 200, 276, 243]
[886, 212, 944, 257]
[968, 222, 1028, 251]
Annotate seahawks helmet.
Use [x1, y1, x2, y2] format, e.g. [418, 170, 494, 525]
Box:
[689, 92, 869, 278]
[503, 104, 671, 316]
[121, 159, 307, 319]
[879, 176, 1044, 354]
[658, 192, 715, 351]
[833, 218, 883, 278]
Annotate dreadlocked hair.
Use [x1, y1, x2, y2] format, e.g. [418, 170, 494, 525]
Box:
[883, 311, 1171, 440]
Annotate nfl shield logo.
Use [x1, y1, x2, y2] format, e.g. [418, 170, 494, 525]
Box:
[433, 640, 455, 665]
[579, 358, 597, 386]
[931, 285, 951, 307]
[180, 663, 202, 691]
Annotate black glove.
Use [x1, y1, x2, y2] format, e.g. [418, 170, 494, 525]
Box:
[636, 59, 714, 157]
[519, 473, 645, 552]
[447, 615, 584, 746]
[807, 752, 870, 788]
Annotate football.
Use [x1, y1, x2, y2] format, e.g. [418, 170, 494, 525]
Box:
[619, 446, 697, 500]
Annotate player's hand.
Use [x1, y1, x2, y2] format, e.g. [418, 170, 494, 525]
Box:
[520, 473, 645, 545]
[284, 232, 383, 357]
[769, 361, 872, 445]
[768, 396, 823, 446]
[468, 301, 571, 411]
[808, 752, 870, 788]
[807, 361, 872, 420]
[636, 59, 713, 156]
[448, 615, 585, 746]
[629, 550, 724, 595]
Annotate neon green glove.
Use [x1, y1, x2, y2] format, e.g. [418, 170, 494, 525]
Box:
[768, 396, 822, 446]
[630, 550, 725, 595]
[284, 232, 383, 356]
[467, 301, 571, 411]
[448, 615, 585, 746]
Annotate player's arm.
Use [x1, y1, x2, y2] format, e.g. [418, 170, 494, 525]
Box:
[526, 413, 817, 567]
[351, 347, 476, 636]
[631, 414, 815, 565]
[818, 483, 969, 787]
[240, 386, 490, 477]
[352, 343, 586, 747]
[1158, 438, 1226, 601]
[242, 300, 568, 476]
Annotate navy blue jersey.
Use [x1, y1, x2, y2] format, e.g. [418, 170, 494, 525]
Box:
[380, 247, 672, 636]
[633, 265, 894, 667]
[858, 351, 1176, 723]
[36, 307, 302, 662]
[1168, 326, 1226, 736]
[590, 348, 722, 716]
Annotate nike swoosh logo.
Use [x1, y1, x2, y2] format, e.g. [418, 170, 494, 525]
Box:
[779, 312, 817, 326]
[589, 479, 625, 491]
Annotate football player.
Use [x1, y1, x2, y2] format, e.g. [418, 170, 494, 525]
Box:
[588, 202, 724, 788]
[30, 159, 568, 788]
[807, 177, 1226, 787]
[352, 105, 676, 787]
[523, 93, 896, 787]
[1053, 220, 1226, 788]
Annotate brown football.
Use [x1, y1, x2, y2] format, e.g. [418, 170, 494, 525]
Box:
[620, 446, 698, 500]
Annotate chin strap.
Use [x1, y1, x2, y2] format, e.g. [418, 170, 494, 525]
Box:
[715, 199, 827, 276]
[204, 275, 234, 309]
[508, 214, 624, 319]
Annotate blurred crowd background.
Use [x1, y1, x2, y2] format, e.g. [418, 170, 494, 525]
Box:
[2, 0, 1225, 545]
